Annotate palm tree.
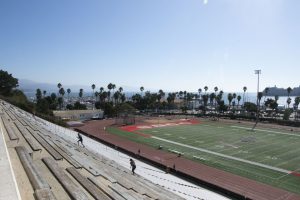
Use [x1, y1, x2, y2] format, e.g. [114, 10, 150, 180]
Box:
[243, 86, 247, 105]
[113, 91, 120, 104]
[59, 87, 65, 97]
[287, 87, 292, 98]
[202, 94, 209, 114]
[36, 89, 42, 101]
[67, 88, 71, 103]
[112, 84, 116, 104]
[209, 93, 216, 107]
[232, 93, 237, 109]
[227, 93, 233, 110]
[91, 84, 96, 92]
[183, 91, 187, 107]
[43, 90, 47, 98]
[204, 86, 208, 94]
[100, 87, 104, 93]
[258, 92, 263, 107]
[120, 93, 126, 103]
[140, 86, 144, 96]
[91, 84, 96, 109]
[94, 91, 99, 102]
[237, 95, 241, 109]
[214, 87, 218, 109]
[107, 83, 113, 101]
[79, 88, 83, 102]
[107, 91, 111, 102]
[158, 89, 165, 101]
[59, 87, 65, 109]
[57, 83, 62, 96]
[198, 88, 202, 102]
[294, 96, 300, 121]
[287, 97, 292, 108]
[275, 95, 279, 102]
[264, 87, 269, 102]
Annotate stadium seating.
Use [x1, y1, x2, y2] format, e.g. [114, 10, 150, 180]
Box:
[0, 101, 185, 200]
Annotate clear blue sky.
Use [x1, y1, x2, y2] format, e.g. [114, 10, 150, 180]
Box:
[1, 0, 299, 93]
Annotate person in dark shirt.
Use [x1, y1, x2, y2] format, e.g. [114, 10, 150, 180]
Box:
[77, 133, 85, 147]
[130, 159, 136, 175]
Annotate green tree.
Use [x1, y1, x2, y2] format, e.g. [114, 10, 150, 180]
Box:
[0, 70, 19, 95]
[244, 102, 257, 113]
[35, 89, 42, 101]
[74, 101, 87, 110]
[283, 109, 292, 121]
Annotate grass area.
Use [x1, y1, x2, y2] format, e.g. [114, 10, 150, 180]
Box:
[107, 120, 300, 194]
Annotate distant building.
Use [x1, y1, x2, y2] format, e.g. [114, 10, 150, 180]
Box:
[53, 109, 104, 121]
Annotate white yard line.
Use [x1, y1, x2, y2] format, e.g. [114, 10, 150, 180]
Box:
[152, 136, 292, 174]
[231, 126, 300, 137]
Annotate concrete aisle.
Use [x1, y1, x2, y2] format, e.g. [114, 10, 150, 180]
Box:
[0, 121, 20, 200]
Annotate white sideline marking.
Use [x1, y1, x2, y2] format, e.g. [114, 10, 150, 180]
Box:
[231, 126, 300, 137]
[152, 136, 292, 174]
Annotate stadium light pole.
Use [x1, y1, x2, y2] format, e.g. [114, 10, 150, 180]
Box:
[252, 70, 261, 131]
[255, 70, 261, 107]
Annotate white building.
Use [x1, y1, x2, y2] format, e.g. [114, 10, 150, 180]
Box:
[53, 109, 104, 121]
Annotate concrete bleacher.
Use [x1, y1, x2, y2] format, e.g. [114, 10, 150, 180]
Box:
[0, 100, 190, 200]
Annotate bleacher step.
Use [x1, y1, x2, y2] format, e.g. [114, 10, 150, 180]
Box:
[66, 167, 111, 200]
[42, 157, 89, 200]
[15, 146, 50, 190]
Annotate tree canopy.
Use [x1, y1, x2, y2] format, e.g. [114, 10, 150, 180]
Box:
[0, 70, 19, 95]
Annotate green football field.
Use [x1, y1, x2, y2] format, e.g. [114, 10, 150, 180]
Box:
[108, 119, 300, 194]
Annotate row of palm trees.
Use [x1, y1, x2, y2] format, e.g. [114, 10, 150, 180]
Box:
[52, 83, 299, 113]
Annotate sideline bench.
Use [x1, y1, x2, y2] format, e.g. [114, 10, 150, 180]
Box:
[15, 146, 50, 190]
[66, 167, 111, 200]
[42, 157, 89, 200]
